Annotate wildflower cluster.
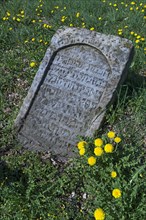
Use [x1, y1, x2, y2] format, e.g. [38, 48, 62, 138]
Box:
[130, 31, 145, 49]
[1, 0, 145, 59]
[101, 1, 146, 57]
[76, 131, 122, 219]
[77, 131, 121, 164]
[1, 0, 50, 47]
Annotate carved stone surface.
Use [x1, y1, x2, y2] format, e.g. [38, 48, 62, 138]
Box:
[15, 27, 134, 161]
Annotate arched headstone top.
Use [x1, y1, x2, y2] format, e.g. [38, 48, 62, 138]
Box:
[51, 27, 132, 72]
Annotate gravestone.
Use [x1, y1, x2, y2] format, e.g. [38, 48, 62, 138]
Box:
[15, 27, 134, 161]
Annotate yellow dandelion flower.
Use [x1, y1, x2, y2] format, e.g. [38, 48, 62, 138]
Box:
[16, 18, 21, 22]
[131, 1, 135, 5]
[20, 10, 24, 14]
[141, 9, 144, 12]
[6, 12, 11, 16]
[114, 137, 121, 143]
[13, 17, 16, 20]
[32, 38, 35, 42]
[94, 147, 103, 156]
[135, 39, 140, 43]
[112, 189, 121, 198]
[107, 131, 115, 138]
[113, 4, 117, 7]
[88, 156, 96, 166]
[130, 31, 134, 35]
[130, 7, 133, 11]
[70, 23, 73, 27]
[77, 141, 87, 150]
[2, 17, 7, 21]
[32, 20, 36, 23]
[30, 61, 36, 68]
[90, 27, 95, 31]
[94, 208, 105, 220]
[111, 171, 117, 178]
[98, 17, 102, 20]
[136, 7, 139, 10]
[104, 144, 114, 153]
[136, 35, 141, 39]
[94, 138, 103, 147]
[141, 37, 145, 41]
[79, 148, 85, 156]
[43, 24, 47, 28]
[118, 31, 122, 35]
[9, 27, 13, 31]
[76, 12, 80, 18]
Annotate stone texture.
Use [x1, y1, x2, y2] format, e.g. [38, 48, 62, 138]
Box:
[15, 27, 134, 161]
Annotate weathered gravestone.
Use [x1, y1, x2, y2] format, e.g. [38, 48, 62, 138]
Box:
[15, 27, 134, 161]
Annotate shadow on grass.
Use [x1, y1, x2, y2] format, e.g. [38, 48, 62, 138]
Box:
[0, 160, 28, 189]
[94, 70, 146, 136]
[115, 70, 146, 106]
[126, 69, 146, 90]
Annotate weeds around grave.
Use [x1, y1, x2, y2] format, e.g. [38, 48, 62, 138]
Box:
[0, 0, 146, 219]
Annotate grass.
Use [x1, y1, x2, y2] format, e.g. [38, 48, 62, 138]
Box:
[0, 0, 146, 219]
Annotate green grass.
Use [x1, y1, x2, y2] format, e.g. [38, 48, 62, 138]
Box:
[0, 0, 146, 219]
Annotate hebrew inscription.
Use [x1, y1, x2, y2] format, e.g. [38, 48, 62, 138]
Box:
[15, 27, 134, 161]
